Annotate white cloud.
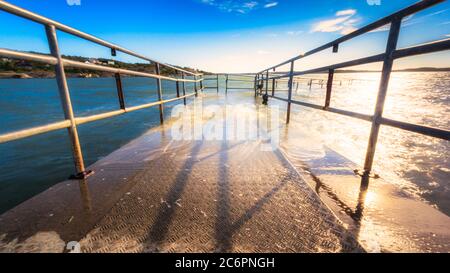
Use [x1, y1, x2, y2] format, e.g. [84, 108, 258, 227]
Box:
[335, 9, 356, 16]
[286, 30, 303, 36]
[198, 0, 278, 14]
[311, 9, 359, 35]
[257, 50, 270, 55]
[245, 1, 258, 8]
[264, 2, 278, 8]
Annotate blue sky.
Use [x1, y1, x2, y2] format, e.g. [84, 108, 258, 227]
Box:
[0, 0, 449, 72]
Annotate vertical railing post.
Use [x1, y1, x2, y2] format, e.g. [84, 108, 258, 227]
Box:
[254, 74, 258, 97]
[182, 72, 187, 105]
[265, 70, 269, 96]
[45, 25, 91, 179]
[194, 75, 198, 97]
[363, 18, 402, 174]
[175, 71, 180, 98]
[217, 74, 220, 93]
[256, 74, 260, 95]
[115, 73, 126, 110]
[225, 74, 229, 94]
[155, 63, 164, 124]
[324, 69, 334, 109]
[286, 61, 295, 124]
[199, 75, 203, 91]
[271, 68, 276, 97]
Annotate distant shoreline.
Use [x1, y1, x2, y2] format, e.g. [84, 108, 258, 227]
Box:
[1, 68, 450, 80]
[0, 54, 206, 79]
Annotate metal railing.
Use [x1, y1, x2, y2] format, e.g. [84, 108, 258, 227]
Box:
[0, 1, 204, 179]
[202, 74, 257, 93]
[255, 0, 450, 175]
[224, 74, 256, 93]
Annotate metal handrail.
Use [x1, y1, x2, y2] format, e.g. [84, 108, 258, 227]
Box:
[258, 0, 445, 74]
[0, 1, 205, 179]
[267, 38, 450, 80]
[0, 1, 201, 77]
[0, 48, 202, 82]
[255, 0, 450, 176]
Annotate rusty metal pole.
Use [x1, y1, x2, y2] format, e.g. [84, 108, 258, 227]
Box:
[155, 63, 164, 124]
[363, 18, 402, 175]
[45, 25, 91, 179]
[324, 69, 334, 109]
[115, 73, 125, 110]
[182, 72, 187, 105]
[286, 61, 295, 124]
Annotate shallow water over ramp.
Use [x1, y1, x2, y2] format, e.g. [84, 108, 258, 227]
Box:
[0, 92, 364, 253]
[80, 131, 363, 253]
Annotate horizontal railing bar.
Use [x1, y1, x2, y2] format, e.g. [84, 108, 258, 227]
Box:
[0, 1, 200, 76]
[290, 99, 450, 140]
[269, 53, 386, 80]
[293, 54, 386, 78]
[0, 92, 196, 144]
[0, 120, 71, 144]
[267, 37, 450, 81]
[393, 38, 450, 59]
[380, 117, 450, 141]
[79, 93, 196, 124]
[220, 73, 256, 76]
[0, 48, 57, 64]
[75, 110, 126, 125]
[271, 95, 373, 122]
[63, 59, 202, 83]
[227, 79, 255, 82]
[125, 92, 196, 112]
[0, 48, 202, 83]
[271, 95, 449, 140]
[259, 0, 445, 73]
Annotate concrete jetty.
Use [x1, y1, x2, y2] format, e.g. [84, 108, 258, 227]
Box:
[0, 92, 365, 253]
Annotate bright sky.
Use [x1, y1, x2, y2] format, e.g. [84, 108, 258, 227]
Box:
[0, 0, 449, 73]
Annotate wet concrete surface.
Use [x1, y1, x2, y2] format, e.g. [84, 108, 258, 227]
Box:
[79, 136, 363, 253]
[276, 99, 450, 253]
[0, 90, 448, 252]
